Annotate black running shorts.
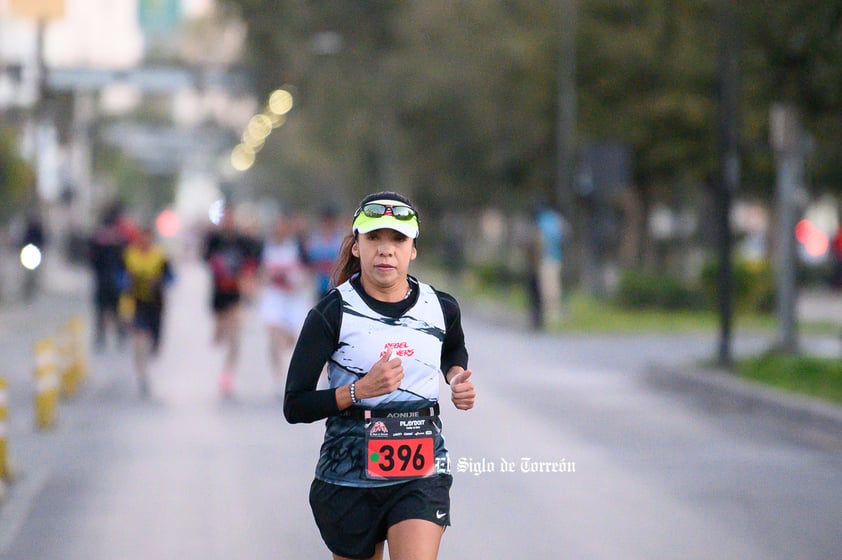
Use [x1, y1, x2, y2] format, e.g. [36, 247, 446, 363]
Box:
[212, 291, 240, 313]
[309, 474, 453, 559]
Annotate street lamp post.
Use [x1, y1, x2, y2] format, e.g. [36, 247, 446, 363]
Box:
[556, 0, 579, 289]
[10, 1, 64, 214]
[715, 0, 740, 367]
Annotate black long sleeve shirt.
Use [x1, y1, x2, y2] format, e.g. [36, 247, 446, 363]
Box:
[284, 275, 468, 424]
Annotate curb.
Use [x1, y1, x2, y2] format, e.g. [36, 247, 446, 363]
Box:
[647, 364, 842, 440]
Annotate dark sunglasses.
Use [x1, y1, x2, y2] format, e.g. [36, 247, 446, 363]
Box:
[354, 203, 417, 221]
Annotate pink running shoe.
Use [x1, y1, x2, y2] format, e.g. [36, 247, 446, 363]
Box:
[218, 369, 234, 396]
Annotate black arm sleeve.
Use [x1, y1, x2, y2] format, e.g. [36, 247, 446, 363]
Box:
[283, 292, 342, 424]
[436, 289, 469, 380]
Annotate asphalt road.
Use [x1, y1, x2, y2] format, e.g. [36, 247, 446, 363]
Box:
[0, 257, 840, 559]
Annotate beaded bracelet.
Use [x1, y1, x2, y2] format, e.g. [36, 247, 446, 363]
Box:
[350, 382, 358, 404]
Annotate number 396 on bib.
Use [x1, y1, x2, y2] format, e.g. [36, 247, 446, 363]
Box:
[365, 417, 436, 479]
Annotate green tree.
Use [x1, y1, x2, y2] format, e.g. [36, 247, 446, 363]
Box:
[222, 0, 842, 269]
[741, 0, 842, 193]
[0, 127, 35, 225]
[579, 1, 718, 187]
[393, 1, 560, 210]
[222, 0, 406, 209]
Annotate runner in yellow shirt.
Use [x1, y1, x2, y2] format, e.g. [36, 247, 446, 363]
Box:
[123, 226, 174, 397]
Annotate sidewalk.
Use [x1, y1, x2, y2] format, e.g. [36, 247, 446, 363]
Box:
[0, 243, 89, 304]
[0, 252, 92, 507]
[799, 287, 842, 328]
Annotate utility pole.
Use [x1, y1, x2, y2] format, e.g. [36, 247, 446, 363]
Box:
[556, 0, 577, 208]
[557, 0, 580, 289]
[10, 0, 65, 205]
[715, 0, 740, 367]
[35, 18, 48, 114]
[770, 104, 803, 354]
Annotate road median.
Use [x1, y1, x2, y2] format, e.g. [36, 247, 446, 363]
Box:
[647, 364, 842, 446]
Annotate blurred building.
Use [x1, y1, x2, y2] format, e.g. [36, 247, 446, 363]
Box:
[0, 0, 256, 242]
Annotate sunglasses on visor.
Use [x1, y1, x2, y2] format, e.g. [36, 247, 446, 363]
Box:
[354, 203, 417, 220]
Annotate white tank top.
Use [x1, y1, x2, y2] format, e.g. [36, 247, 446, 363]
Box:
[328, 278, 445, 408]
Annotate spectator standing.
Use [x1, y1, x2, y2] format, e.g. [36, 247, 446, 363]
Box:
[18, 209, 47, 301]
[20, 209, 46, 249]
[525, 216, 544, 330]
[534, 201, 566, 328]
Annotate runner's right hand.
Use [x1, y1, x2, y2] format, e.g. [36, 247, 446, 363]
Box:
[357, 350, 403, 399]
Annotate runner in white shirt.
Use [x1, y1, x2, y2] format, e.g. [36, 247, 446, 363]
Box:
[259, 214, 312, 393]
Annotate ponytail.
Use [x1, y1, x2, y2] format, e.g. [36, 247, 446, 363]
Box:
[330, 233, 359, 287]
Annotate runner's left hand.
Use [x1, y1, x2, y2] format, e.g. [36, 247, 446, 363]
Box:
[449, 369, 475, 410]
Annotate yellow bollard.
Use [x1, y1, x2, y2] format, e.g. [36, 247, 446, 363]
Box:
[57, 322, 78, 398]
[33, 340, 59, 430]
[69, 316, 89, 385]
[0, 377, 9, 481]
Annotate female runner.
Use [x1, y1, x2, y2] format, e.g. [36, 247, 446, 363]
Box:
[284, 191, 476, 560]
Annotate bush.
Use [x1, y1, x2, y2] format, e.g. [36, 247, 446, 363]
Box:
[700, 258, 775, 314]
[615, 269, 706, 311]
[471, 261, 523, 289]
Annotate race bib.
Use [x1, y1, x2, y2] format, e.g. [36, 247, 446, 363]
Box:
[365, 413, 436, 479]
